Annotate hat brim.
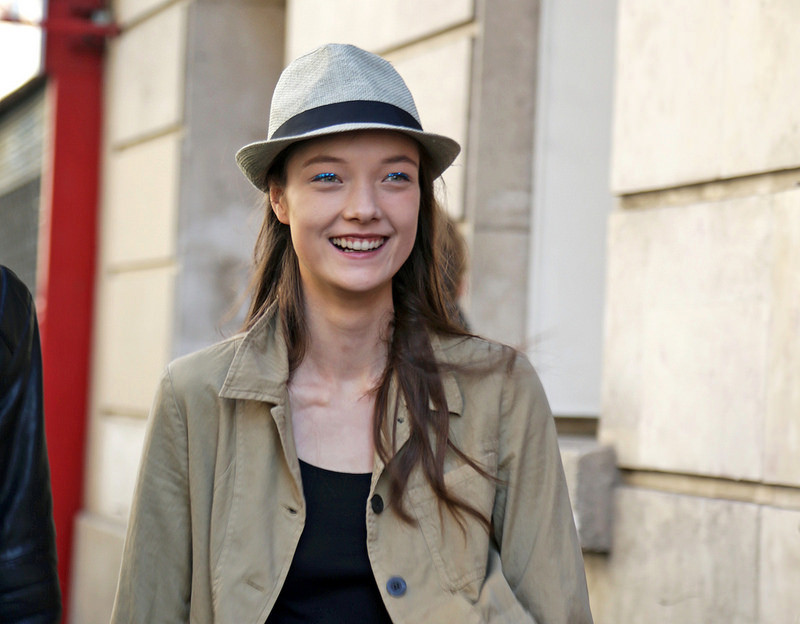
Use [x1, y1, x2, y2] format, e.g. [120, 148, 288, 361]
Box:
[235, 122, 461, 192]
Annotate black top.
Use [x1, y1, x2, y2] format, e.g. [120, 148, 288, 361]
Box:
[265, 460, 392, 624]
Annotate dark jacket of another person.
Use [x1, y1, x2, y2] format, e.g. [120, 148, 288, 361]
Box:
[0, 266, 61, 623]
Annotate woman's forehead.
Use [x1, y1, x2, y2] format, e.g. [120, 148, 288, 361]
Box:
[289, 130, 420, 164]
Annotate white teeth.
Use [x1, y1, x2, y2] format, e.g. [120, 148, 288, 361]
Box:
[331, 237, 384, 251]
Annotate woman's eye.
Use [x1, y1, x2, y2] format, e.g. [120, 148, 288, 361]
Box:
[311, 172, 340, 183]
[385, 172, 411, 182]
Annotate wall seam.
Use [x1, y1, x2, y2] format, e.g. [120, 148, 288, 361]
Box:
[621, 468, 800, 511]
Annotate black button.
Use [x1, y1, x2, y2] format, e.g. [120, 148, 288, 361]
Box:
[371, 494, 384, 514]
[386, 576, 407, 597]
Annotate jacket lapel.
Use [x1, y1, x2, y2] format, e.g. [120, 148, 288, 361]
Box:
[216, 308, 306, 622]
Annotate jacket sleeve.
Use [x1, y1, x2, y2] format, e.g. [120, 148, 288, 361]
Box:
[111, 367, 192, 623]
[0, 267, 62, 624]
[492, 353, 593, 624]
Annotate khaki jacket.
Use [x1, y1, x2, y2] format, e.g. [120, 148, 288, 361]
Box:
[111, 308, 592, 623]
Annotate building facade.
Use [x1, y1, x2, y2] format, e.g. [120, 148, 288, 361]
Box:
[589, 3, 800, 621]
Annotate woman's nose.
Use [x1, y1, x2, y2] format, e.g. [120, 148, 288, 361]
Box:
[342, 181, 380, 221]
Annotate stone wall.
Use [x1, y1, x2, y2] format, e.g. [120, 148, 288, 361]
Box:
[592, 0, 800, 621]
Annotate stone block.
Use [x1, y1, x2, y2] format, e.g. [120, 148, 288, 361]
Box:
[86, 415, 148, 521]
[583, 487, 759, 624]
[601, 196, 774, 480]
[764, 189, 800, 486]
[171, 247, 252, 358]
[103, 132, 180, 266]
[599, 209, 648, 463]
[286, 0, 474, 60]
[182, 0, 284, 183]
[612, 0, 800, 192]
[106, 2, 187, 145]
[721, 0, 800, 179]
[68, 512, 126, 624]
[115, 0, 171, 25]
[94, 267, 174, 414]
[173, 0, 285, 357]
[388, 36, 472, 218]
[638, 302, 767, 479]
[558, 437, 616, 552]
[469, 0, 538, 231]
[611, 0, 726, 192]
[468, 229, 528, 348]
[759, 506, 800, 623]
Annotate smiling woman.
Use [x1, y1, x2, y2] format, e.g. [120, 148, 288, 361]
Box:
[111, 44, 593, 624]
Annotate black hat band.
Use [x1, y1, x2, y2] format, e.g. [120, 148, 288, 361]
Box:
[270, 100, 423, 140]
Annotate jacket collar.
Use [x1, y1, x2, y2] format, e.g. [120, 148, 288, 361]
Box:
[218, 305, 464, 418]
[219, 305, 289, 403]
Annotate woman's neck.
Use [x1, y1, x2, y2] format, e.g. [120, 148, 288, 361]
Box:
[298, 288, 393, 387]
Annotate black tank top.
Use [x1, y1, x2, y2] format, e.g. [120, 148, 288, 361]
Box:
[265, 460, 393, 623]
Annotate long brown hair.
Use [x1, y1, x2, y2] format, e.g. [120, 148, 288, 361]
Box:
[242, 139, 501, 529]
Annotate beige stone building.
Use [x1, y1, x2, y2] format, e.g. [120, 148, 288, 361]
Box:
[64, 0, 800, 622]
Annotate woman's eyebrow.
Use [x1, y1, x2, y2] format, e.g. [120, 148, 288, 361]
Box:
[300, 155, 346, 168]
[382, 155, 419, 167]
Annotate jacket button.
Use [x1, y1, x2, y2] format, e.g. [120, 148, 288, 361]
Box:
[370, 494, 384, 514]
[386, 576, 407, 597]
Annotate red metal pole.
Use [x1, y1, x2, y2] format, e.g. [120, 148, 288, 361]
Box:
[38, 0, 112, 619]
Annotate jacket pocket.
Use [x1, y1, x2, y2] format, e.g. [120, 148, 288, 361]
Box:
[407, 452, 497, 598]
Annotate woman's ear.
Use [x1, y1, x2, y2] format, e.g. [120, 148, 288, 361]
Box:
[269, 185, 290, 224]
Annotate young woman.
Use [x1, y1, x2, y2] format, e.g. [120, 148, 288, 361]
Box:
[112, 44, 593, 624]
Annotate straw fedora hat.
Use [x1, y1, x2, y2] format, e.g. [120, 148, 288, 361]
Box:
[235, 43, 461, 191]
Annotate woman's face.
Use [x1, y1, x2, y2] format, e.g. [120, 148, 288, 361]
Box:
[270, 130, 421, 304]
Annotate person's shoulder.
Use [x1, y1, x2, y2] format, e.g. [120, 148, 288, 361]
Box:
[0, 266, 35, 359]
[164, 333, 244, 394]
[435, 332, 542, 388]
[1, 265, 30, 296]
[434, 332, 517, 367]
[0, 265, 33, 320]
